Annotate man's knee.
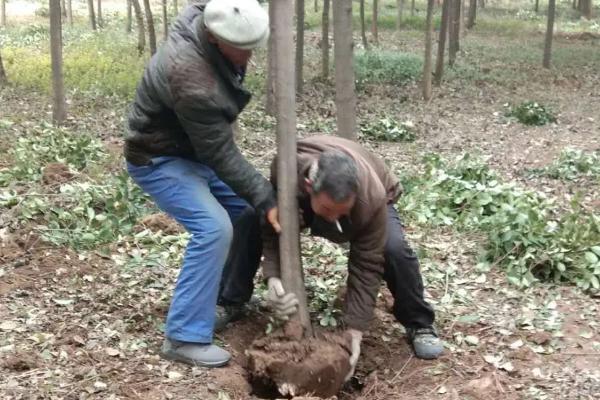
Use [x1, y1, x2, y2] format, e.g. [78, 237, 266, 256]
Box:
[189, 215, 234, 249]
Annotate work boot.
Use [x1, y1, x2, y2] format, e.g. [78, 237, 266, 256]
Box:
[214, 303, 246, 333]
[407, 327, 443, 360]
[160, 338, 231, 367]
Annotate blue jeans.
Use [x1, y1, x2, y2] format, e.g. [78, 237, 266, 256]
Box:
[127, 156, 250, 343]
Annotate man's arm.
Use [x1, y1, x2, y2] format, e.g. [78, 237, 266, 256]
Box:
[343, 205, 387, 331]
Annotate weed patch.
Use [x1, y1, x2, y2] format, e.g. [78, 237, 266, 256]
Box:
[360, 118, 416, 142]
[354, 50, 422, 87]
[506, 101, 557, 126]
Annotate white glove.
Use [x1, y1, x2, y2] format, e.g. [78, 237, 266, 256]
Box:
[267, 277, 299, 319]
[344, 329, 363, 382]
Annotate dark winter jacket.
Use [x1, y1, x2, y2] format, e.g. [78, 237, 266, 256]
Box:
[125, 2, 275, 213]
[262, 136, 403, 331]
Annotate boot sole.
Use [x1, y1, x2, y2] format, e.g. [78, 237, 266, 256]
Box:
[160, 349, 230, 368]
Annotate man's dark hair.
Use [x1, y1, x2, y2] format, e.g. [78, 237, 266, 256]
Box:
[311, 150, 359, 202]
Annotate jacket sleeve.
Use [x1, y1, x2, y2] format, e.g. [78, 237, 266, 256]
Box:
[343, 205, 386, 331]
[173, 96, 275, 213]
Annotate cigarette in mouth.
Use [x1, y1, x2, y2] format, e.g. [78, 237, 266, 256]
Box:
[335, 219, 343, 233]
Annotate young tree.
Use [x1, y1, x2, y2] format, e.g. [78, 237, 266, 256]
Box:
[467, 0, 476, 29]
[67, 0, 73, 26]
[50, 0, 66, 124]
[534, 0, 539, 12]
[295, 0, 305, 94]
[359, 0, 369, 49]
[448, 0, 460, 66]
[543, 0, 556, 68]
[266, 1, 276, 114]
[333, 0, 357, 140]
[0, 48, 7, 85]
[143, 0, 157, 55]
[479, 0, 484, 8]
[423, 0, 434, 100]
[315, 0, 318, 12]
[126, 0, 132, 33]
[371, 0, 379, 45]
[396, 0, 405, 30]
[580, 0, 593, 19]
[271, 0, 312, 337]
[61, 0, 66, 18]
[87, 0, 97, 30]
[321, 0, 330, 79]
[162, 0, 168, 41]
[97, 0, 103, 28]
[131, 0, 146, 55]
[1, 0, 6, 28]
[434, 0, 450, 86]
[411, 0, 415, 16]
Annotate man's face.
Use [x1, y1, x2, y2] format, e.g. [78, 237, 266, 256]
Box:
[308, 188, 355, 223]
[213, 37, 253, 67]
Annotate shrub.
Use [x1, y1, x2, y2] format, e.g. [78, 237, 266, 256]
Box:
[506, 101, 557, 126]
[354, 50, 422, 87]
[360, 118, 416, 142]
[530, 148, 600, 180]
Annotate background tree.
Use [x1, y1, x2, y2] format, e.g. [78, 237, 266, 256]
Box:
[478, 0, 484, 9]
[61, 0, 66, 18]
[126, 0, 132, 33]
[49, 0, 66, 124]
[314, 0, 318, 12]
[423, 0, 434, 100]
[143, 0, 157, 55]
[448, 0, 460, 66]
[467, 0, 476, 29]
[131, 0, 146, 55]
[333, 0, 357, 140]
[0, 48, 7, 85]
[534, 0, 539, 12]
[271, 0, 312, 337]
[97, 0, 103, 28]
[1, 0, 6, 28]
[580, 0, 593, 19]
[371, 0, 379, 45]
[411, 0, 415, 16]
[321, 0, 330, 79]
[266, 1, 276, 114]
[543, 0, 556, 68]
[87, 0, 97, 30]
[434, 0, 450, 86]
[295, 0, 305, 94]
[162, 0, 168, 41]
[173, 0, 178, 14]
[66, 0, 73, 26]
[396, 0, 404, 30]
[360, 0, 369, 49]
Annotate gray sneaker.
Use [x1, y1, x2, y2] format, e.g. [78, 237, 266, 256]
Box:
[160, 338, 231, 367]
[214, 304, 246, 333]
[407, 327, 443, 360]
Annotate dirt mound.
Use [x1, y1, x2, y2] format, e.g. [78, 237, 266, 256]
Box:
[247, 325, 351, 398]
[42, 162, 75, 186]
[137, 213, 183, 235]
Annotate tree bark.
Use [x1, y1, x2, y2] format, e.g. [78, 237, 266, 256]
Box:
[87, 0, 97, 30]
[448, 0, 460, 66]
[434, 0, 450, 86]
[266, 1, 276, 114]
[360, 0, 369, 49]
[143, 0, 157, 55]
[126, 0, 132, 33]
[271, 0, 312, 338]
[131, 0, 146, 55]
[50, 0, 66, 125]
[467, 0, 476, 29]
[97, 0, 103, 28]
[162, 0, 168, 41]
[423, 0, 434, 100]
[333, 0, 357, 140]
[543, 0, 555, 68]
[396, 0, 404, 30]
[295, 0, 305, 94]
[0, 48, 7, 85]
[371, 0, 379, 45]
[321, 0, 330, 79]
[67, 0, 73, 26]
[1, 0, 6, 28]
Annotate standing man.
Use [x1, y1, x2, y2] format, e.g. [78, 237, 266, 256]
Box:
[125, 0, 279, 368]
[217, 136, 443, 376]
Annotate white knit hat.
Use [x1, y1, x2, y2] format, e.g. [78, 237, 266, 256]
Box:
[204, 0, 269, 50]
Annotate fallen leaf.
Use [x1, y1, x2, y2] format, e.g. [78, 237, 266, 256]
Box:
[52, 298, 74, 306]
[0, 321, 18, 331]
[465, 335, 480, 346]
[105, 348, 120, 357]
[168, 371, 182, 380]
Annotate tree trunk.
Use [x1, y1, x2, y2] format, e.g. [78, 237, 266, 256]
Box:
[162, 0, 168, 41]
[266, 1, 276, 114]
[126, 0, 132, 33]
[572, 0, 577, 10]
[97, 0, 103, 28]
[581, 0, 592, 19]
[478, 0, 484, 8]
[271, 0, 312, 338]
[321, 0, 330, 79]
[87, 0, 97, 30]
[143, 0, 157, 55]
[67, 0, 73, 26]
[173, 0, 178, 14]
[371, 0, 379, 45]
[1, 0, 6, 28]
[434, 0, 450, 86]
[543, 0, 555, 68]
[131, 0, 146, 55]
[360, 0, 369, 49]
[50, 0, 66, 125]
[295, 0, 304, 94]
[467, 0, 476, 29]
[0, 48, 7, 85]
[448, 0, 460, 66]
[423, 0, 434, 100]
[61, 0, 66, 17]
[396, 0, 404, 30]
[534, 0, 539, 12]
[411, 0, 415, 16]
[314, 0, 318, 12]
[333, 0, 357, 140]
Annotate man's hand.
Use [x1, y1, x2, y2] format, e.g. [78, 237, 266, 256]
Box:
[266, 207, 281, 233]
[344, 329, 363, 382]
[267, 277, 298, 319]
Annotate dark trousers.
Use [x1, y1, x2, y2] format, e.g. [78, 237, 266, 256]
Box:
[218, 205, 435, 329]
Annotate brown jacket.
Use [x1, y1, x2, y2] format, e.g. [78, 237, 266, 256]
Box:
[262, 136, 402, 331]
